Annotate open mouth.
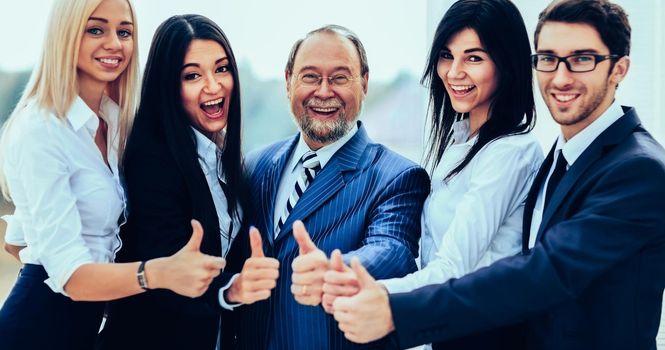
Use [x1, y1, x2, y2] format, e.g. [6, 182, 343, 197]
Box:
[200, 97, 225, 118]
[449, 84, 476, 97]
[96, 57, 122, 69]
[308, 106, 340, 117]
[551, 93, 580, 105]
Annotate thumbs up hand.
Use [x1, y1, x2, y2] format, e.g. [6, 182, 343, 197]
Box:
[332, 258, 395, 344]
[226, 227, 280, 304]
[321, 249, 360, 314]
[152, 220, 226, 298]
[291, 220, 328, 306]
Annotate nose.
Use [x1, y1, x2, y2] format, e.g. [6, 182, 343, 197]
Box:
[447, 59, 465, 80]
[551, 60, 574, 88]
[203, 73, 222, 94]
[103, 32, 122, 51]
[313, 79, 335, 99]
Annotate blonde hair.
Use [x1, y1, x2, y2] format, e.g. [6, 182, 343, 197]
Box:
[0, 0, 140, 200]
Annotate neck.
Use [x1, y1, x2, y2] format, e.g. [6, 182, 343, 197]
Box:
[468, 106, 489, 139]
[77, 77, 107, 115]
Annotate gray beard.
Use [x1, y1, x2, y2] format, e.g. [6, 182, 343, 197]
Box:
[297, 111, 354, 145]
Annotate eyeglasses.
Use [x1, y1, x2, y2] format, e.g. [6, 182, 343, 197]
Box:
[531, 53, 619, 72]
[297, 73, 360, 87]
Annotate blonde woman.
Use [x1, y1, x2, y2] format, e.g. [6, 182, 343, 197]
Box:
[0, 0, 224, 348]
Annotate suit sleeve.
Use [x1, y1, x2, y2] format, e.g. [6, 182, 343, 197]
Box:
[343, 165, 430, 279]
[389, 155, 665, 348]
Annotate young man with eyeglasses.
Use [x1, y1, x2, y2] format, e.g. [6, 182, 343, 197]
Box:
[221, 25, 429, 350]
[326, 1, 665, 349]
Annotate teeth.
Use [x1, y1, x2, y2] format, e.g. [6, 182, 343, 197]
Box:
[99, 58, 119, 64]
[450, 85, 474, 92]
[203, 97, 223, 106]
[311, 107, 337, 113]
[554, 94, 576, 102]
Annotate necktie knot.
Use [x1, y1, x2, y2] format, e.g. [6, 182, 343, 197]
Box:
[302, 151, 320, 171]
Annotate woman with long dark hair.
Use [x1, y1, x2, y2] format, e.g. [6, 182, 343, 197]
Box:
[97, 14, 279, 349]
[326, 0, 543, 348]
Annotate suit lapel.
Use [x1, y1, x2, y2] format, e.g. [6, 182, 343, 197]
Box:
[275, 124, 371, 243]
[536, 107, 641, 242]
[262, 136, 298, 246]
[522, 142, 556, 254]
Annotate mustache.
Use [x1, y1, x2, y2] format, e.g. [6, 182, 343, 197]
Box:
[304, 97, 343, 108]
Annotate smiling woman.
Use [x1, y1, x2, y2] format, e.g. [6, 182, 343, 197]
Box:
[96, 14, 249, 349]
[0, 1, 227, 348]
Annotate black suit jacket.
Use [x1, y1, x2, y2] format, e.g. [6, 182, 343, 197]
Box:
[97, 123, 242, 350]
[390, 107, 665, 350]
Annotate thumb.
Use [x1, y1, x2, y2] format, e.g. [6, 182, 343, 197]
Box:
[293, 220, 316, 254]
[350, 258, 374, 289]
[185, 219, 204, 252]
[330, 249, 347, 272]
[249, 227, 265, 258]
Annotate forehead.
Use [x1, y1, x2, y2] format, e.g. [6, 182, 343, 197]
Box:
[183, 39, 227, 63]
[90, 0, 133, 22]
[293, 32, 361, 73]
[446, 28, 483, 51]
[537, 21, 608, 54]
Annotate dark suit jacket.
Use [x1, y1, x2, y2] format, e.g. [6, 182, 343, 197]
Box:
[390, 107, 665, 350]
[228, 123, 430, 350]
[96, 123, 242, 350]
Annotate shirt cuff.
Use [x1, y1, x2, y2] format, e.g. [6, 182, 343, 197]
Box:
[218, 273, 242, 310]
[2, 215, 26, 246]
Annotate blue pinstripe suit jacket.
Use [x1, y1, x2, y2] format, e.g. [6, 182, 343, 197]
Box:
[230, 123, 429, 349]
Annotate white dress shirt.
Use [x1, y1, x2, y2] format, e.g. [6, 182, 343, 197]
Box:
[192, 128, 242, 257]
[528, 102, 624, 248]
[272, 123, 359, 236]
[381, 118, 543, 293]
[2, 95, 126, 295]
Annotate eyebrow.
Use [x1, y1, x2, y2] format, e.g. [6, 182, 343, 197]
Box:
[536, 49, 601, 54]
[298, 65, 353, 74]
[181, 57, 229, 71]
[441, 47, 487, 54]
[88, 17, 133, 26]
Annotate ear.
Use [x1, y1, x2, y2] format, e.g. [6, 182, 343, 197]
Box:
[285, 70, 293, 98]
[361, 73, 369, 95]
[610, 56, 630, 88]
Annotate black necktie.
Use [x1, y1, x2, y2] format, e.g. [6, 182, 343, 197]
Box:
[544, 151, 567, 208]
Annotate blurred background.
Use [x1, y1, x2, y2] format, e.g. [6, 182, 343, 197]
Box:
[0, 0, 663, 345]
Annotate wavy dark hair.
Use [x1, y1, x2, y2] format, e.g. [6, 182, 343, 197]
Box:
[423, 0, 535, 179]
[126, 14, 245, 218]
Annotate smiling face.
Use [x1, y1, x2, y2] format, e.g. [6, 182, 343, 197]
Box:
[77, 0, 134, 93]
[437, 28, 497, 125]
[535, 21, 629, 139]
[180, 39, 234, 140]
[286, 32, 368, 150]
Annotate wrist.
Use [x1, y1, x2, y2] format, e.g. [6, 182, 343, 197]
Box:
[227, 279, 241, 303]
[144, 258, 165, 290]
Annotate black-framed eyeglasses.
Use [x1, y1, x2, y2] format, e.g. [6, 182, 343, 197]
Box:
[531, 53, 619, 72]
[297, 72, 360, 87]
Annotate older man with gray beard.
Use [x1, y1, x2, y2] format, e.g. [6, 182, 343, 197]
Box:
[219, 25, 430, 350]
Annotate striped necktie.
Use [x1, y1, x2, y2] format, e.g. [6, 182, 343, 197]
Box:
[276, 151, 321, 235]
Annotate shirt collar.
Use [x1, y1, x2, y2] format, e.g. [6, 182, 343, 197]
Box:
[450, 117, 478, 146]
[67, 95, 119, 134]
[288, 123, 359, 173]
[556, 101, 624, 166]
[192, 127, 220, 177]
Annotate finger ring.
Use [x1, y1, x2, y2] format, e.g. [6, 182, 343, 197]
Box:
[301, 285, 308, 295]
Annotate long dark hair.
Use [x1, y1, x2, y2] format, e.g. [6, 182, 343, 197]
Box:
[423, 0, 535, 179]
[126, 14, 245, 218]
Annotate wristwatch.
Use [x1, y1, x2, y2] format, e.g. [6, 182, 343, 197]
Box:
[137, 261, 149, 290]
